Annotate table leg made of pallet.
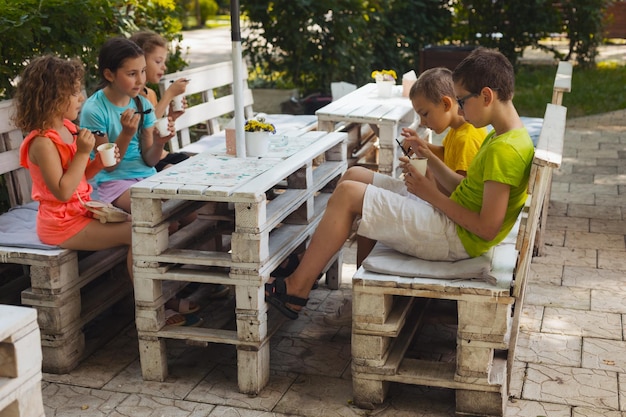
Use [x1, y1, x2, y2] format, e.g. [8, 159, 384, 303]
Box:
[316, 83, 415, 177]
[130, 131, 347, 394]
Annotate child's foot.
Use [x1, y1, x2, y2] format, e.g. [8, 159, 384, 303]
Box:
[165, 309, 186, 326]
[165, 297, 200, 314]
[271, 252, 323, 289]
[264, 277, 308, 320]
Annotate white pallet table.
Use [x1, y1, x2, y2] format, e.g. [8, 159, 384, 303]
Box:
[316, 83, 415, 176]
[131, 130, 347, 394]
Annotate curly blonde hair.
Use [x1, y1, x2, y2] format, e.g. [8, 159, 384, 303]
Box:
[13, 55, 84, 132]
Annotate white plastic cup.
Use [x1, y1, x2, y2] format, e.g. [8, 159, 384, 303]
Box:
[376, 80, 394, 98]
[171, 94, 185, 112]
[409, 157, 428, 176]
[97, 143, 117, 167]
[155, 117, 170, 137]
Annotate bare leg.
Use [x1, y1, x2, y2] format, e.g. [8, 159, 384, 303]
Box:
[282, 180, 368, 301]
[60, 220, 133, 279]
[112, 189, 132, 213]
[338, 166, 375, 185]
[356, 235, 377, 268]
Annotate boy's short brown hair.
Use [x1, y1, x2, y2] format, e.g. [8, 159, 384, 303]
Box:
[409, 67, 455, 104]
[452, 47, 515, 101]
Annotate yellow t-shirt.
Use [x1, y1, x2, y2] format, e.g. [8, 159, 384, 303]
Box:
[450, 128, 534, 257]
[441, 122, 487, 173]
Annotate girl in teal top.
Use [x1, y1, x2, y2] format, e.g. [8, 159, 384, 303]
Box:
[80, 37, 173, 213]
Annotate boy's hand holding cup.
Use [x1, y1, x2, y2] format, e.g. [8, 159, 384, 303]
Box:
[409, 155, 428, 176]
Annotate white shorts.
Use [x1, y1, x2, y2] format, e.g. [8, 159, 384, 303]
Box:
[357, 173, 469, 261]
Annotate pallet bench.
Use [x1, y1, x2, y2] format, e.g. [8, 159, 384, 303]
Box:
[158, 60, 318, 155]
[0, 305, 44, 417]
[350, 102, 566, 416]
[0, 99, 131, 374]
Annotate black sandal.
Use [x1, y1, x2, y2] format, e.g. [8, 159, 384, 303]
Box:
[271, 252, 323, 290]
[265, 277, 308, 320]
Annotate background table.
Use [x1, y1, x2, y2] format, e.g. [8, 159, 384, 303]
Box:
[130, 130, 347, 394]
[316, 83, 416, 177]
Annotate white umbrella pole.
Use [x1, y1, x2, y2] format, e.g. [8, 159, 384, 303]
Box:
[231, 0, 246, 157]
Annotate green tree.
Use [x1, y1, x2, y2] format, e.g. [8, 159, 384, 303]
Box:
[449, 0, 561, 66]
[0, 0, 186, 100]
[560, 0, 612, 68]
[242, 0, 451, 95]
[367, 0, 452, 76]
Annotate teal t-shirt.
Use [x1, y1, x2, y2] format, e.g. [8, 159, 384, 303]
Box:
[80, 90, 157, 187]
[450, 128, 534, 257]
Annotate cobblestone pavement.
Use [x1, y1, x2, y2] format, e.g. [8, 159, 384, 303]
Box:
[39, 29, 626, 416]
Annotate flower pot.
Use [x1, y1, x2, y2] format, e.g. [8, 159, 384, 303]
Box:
[376, 80, 395, 98]
[245, 131, 271, 157]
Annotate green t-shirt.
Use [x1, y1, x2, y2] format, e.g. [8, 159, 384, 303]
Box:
[450, 128, 534, 257]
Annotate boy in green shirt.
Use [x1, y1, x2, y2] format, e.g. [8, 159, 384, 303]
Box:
[266, 47, 535, 320]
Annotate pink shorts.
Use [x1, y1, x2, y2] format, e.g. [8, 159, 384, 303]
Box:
[357, 173, 469, 261]
[96, 178, 145, 204]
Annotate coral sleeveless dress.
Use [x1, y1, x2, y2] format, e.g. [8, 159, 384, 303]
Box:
[19, 119, 93, 245]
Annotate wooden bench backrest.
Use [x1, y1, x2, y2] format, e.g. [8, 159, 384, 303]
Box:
[535, 61, 572, 255]
[158, 61, 255, 152]
[552, 61, 572, 105]
[0, 99, 32, 208]
[508, 102, 566, 387]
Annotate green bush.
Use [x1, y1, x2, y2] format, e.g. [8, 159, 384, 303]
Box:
[242, 0, 451, 96]
[0, 0, 187, 100]
[514, 61, 626, 118]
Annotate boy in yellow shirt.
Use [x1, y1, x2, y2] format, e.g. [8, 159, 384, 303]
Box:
[401, 67, 487, 178]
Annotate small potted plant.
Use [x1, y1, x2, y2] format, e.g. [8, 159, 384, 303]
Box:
[244, 116, 276, 157]
[371, 69, 397, 98]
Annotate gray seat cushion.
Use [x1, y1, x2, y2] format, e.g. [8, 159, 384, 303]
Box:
[0, 202, 59, 250]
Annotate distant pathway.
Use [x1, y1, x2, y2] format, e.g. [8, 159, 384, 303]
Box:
[179, 27, 232, 69]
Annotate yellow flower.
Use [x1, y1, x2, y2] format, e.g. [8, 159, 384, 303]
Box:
[244, 117, 276, 133]
[371, 69, 397, 82]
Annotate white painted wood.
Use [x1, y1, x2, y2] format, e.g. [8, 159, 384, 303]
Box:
[158, 60, 316, 153]
[350, 102, 567, 416]
[0, 99, 131, 374]
[131, 130, 348, 393]
[316, 83, 415, 177]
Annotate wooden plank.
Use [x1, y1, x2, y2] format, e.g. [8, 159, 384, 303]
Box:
[534, 104, 566, 168]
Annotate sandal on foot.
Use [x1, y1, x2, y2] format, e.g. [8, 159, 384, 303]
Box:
[265, 277, 308, 320]
[165, 309, 186, 326]
[271, 253, 323, 290]
[166, 297, 200, 314]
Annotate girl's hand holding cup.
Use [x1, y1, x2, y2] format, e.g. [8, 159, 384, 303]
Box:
[154, 117, 175, 146]
[168, 78, 189, 120]
[97, 142, 119, 167]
